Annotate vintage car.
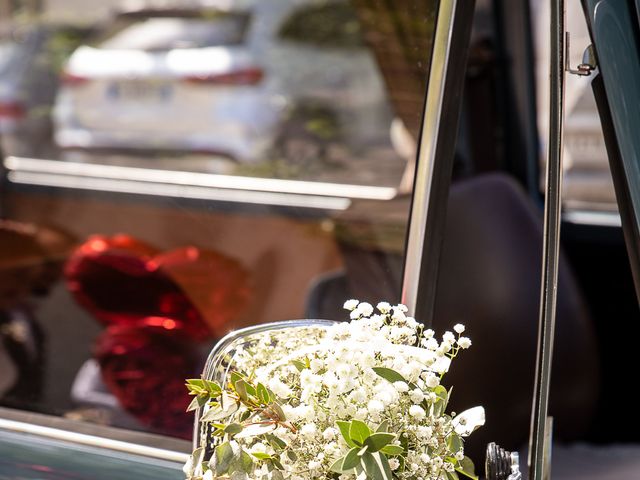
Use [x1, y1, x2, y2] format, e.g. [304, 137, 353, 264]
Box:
[0, 0, 639, 479]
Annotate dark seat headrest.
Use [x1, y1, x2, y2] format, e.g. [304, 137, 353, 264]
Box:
[434, 173, 599, 456]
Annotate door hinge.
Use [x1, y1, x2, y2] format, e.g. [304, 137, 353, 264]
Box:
[565, 32, 597, 76]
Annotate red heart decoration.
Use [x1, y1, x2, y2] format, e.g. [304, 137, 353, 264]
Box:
[94, 323, 197, 439]
[65, 234, 250, 341]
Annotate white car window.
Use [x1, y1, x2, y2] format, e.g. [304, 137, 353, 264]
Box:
[532, 0, 617, 215]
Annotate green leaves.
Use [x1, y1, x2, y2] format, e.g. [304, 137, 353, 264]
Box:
[186, 379, 222, 396]
[332, 419, 400, 480]
[224, 423, 243, 435]
[337, 420, 356, 448]
[330, 457, 348, 474]
[338, 420, 400, 453]
[361, 451, 393, 480]
[432, 385, 449, 417]
[185, 378, 222, 412]
[286, 450, 297, 462]
[372, 367, 407, 384]
[376, 420, 389, 433]
[338, 420, 397, 450]
[342, 447, 361, 470]
[200, 393, 239, 422]
[251, 452, 273, 460]
[349, 419, 371, 445]
[253, 453, 284, 471]
[269, 402, 286, 422]
[364, 433, 396, 452]
[380, 444, 404, 455]
[189, 369, 296, 480]
[237, 450, 254, 474]
[186, 394, 209, 412]
[455, 456, 479, 480]
[230, 372, 257, 403]
[292, 359, 308, 372]
[212, 442, 254, 476]
[266, 433, 287, 451]
[234, 379, 249, 402]
[447, 433, 463, 455]
[230, 372, 244, 388]
[257, 382, 271, 404]
[213, 442, 235, 476]
[227, 372, 286, 426]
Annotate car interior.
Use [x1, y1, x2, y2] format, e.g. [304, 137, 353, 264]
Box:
[309, 0, 640, 475]
[1, 0, 640, 478]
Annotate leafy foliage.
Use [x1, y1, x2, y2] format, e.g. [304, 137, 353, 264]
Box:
[183, 301, 483, 480]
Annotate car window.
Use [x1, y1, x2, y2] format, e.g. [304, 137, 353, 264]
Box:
[96, 14, 250, 50]
[0, 0, 440, 442]
[533, 0, 618, 215]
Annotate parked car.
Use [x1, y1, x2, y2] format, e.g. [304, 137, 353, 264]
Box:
[52, 0, 393, 164]
[0, 25, 58, 157]
[52, 5, 284, 163]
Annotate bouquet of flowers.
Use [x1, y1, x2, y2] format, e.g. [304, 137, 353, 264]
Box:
[184, 300, 485, 480]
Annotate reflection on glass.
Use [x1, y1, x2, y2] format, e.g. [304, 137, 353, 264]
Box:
[533, 0, 617, 211]
[0, 0, 439, 439]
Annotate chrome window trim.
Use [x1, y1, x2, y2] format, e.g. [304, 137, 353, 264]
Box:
[401, 0, 458, 314]
[3, 156, 396, 210]
[7, 170, 353, 211]
[0, 407, 190, 463]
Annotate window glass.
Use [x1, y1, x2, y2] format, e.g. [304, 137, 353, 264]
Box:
[0, 0, 439, 440]
[0, 43, 18, 74]
[96, 12, 250, 50]
[277, 2, 364, 48]
[532, 0, 617, 212]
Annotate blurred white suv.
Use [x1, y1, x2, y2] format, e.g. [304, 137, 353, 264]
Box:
[53, 0, 391, 163]
[53, 5, 283, 162]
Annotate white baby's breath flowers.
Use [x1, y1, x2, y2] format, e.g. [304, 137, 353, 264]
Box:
[349, 301, 374, 319]
[376, 301, 392, 313]
[185, 303, 482, 480]
[394, 381, 409, 393]
[409, 405, 427, 421]
[425, 374, 440, 388]
[343, 299, 360, 310]
[409, 388, 425, 404]
[442, 331, 456, 344]
[322, 427, 337, 440]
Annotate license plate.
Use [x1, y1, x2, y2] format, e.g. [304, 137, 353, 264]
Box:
[109, 81, 173, 102]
